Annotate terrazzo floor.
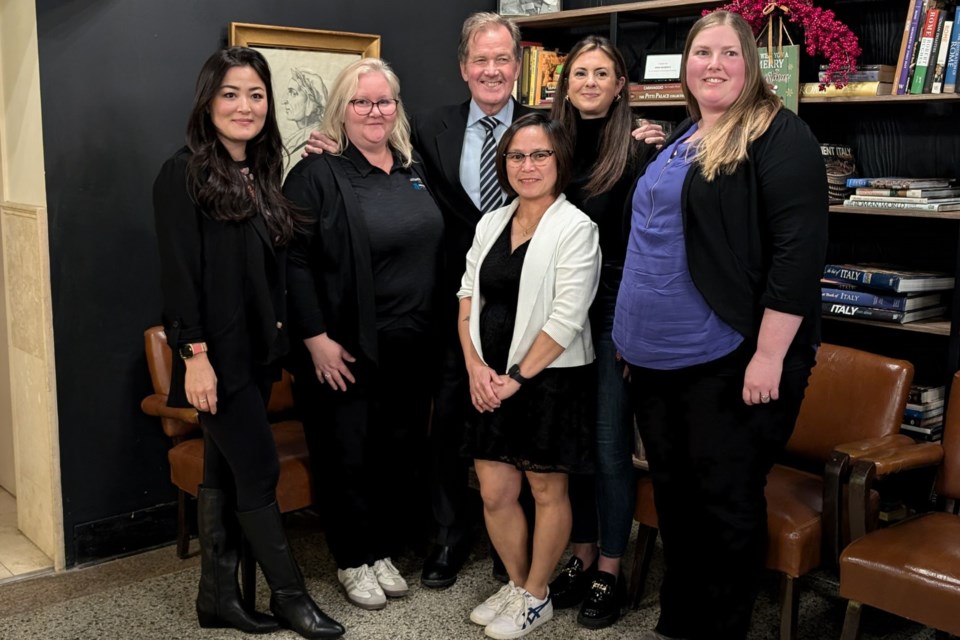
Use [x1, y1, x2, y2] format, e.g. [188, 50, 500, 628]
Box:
[0, 512, 939, 640]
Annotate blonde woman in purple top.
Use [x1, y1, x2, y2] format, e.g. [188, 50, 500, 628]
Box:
[613, 12, 827, 640]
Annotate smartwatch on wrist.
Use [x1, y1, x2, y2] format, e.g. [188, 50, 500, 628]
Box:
[179, 342, 208, 360]
[507, 363, 530, 385]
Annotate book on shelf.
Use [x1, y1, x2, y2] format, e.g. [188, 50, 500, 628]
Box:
[906, 398, 945, 412]
[820, 144, 856, 204]
[800, 81, 892, 96]
[945, 6, 960, 92]
[901, 412, 945, 427]
[901, 423, 944, 440]
[903, 405, 944, 421]
[931, 19, 954, 92]
[539, 50, 565, 105]
[909, 383, 946, 404]
[910, 8, 943, 94]
[823, 264, 956, 293]
[818, 64, 895, 83]
[846, 177, 954, 188]
[878, 502, 909, 522]
[628, 83, 684, 101]
[820, 284, 942, 312]
[855, 187, 960, 198]
[847, 194, 960, 205]
[895, 0, 926, 94]
[841, 198, 960, 212]
[822, 302, 946, 323]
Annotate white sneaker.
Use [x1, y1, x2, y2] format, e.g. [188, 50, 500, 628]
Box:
[470, 581, 520, 626]
[337, 564, 386, 610]
[372, 557, 409, 597]
[484, 588, 553, 639]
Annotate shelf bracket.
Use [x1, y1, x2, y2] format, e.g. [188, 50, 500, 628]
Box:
[608, 13, 619, 47]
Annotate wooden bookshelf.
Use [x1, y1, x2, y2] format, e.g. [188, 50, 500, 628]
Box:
[511, 0, 724, 27]
[514, 0, 960, 385]
[830, 206, 960, 221]
[824, 315, 953, 337]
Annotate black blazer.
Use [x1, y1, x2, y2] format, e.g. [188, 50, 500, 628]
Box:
[153, 148, 287, 408]
[411, 99, 534, 305]
[284, 149, 436, 369]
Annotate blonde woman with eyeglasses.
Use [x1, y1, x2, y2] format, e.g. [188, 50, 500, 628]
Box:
[458, 111, 601, 640]
[284, 58, 443, 611]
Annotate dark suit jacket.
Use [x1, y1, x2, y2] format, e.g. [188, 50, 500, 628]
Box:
[153, 147, 287, 408]
[411, 99, 534, 315]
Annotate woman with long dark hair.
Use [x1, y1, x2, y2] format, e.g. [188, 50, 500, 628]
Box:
[546, 35, 659, 629]
[153, 46, 343, 639]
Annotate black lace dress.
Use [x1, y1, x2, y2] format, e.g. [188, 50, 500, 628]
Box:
[462, 222, 596, 474]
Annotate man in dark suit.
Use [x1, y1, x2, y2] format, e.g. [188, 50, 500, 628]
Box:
[411, 12, 534, 589]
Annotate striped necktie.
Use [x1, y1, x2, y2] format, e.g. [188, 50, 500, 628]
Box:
[478, 116, 502, 213]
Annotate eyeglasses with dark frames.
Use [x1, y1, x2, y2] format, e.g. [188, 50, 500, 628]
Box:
[503, 149, 555, 166]
[349, 98, 400, 116]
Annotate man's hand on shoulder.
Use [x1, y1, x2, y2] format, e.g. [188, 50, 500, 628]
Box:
[303, 131, 339, 157]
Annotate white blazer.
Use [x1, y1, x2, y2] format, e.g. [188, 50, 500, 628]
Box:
[458, 193, 601, 370]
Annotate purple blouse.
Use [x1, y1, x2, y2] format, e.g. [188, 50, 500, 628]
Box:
[613, 127, 743, 369]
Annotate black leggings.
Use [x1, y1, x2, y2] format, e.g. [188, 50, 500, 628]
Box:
[627, 342, 814, 640]
[200, 381, 280, 513]
[295, 329, 432, 569]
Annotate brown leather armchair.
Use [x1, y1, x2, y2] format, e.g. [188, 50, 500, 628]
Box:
[838, 371, 960, 640]
[140, 326, 314, 558]
[627, 343, 914, 640]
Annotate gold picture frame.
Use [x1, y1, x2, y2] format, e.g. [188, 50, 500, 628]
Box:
[229, 22, 381, 175]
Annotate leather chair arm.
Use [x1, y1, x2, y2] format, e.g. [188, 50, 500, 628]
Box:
[847, 441, 944, 543]
[822, 434, 917, 567]
[834, 434, 917, 461]
[141, 394, 199, 424]
[870, 442, 944, 477]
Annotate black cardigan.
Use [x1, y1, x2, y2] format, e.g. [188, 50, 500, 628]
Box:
[153, 147, 287, 408]
[629, 109, 828, 348]
[283, 149, 437, 370]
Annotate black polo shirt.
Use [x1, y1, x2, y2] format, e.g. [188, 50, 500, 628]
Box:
[338, 144, 444, 333]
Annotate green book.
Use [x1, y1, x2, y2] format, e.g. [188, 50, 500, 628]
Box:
[758, 45, 799, 112]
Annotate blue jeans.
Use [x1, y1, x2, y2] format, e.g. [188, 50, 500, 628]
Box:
[569, 292, 636, 559]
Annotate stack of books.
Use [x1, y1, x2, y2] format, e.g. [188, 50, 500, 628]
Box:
[893, 2, 960, 95]
[515, 43, 566, 107]
[801, 64, 897, 97]
[842, 177, 960, 212]
[901, 383, 947, 441]
[821, 264, 953, 324]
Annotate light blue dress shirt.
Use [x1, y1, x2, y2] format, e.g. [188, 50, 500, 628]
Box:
[460, 100, 515, 210]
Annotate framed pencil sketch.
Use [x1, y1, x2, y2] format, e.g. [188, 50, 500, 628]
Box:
[498, 0, 561, 16]
[229, 23, 381, 176]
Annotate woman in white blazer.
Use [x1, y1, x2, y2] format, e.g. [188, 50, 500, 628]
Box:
[458, 112, 601, 640]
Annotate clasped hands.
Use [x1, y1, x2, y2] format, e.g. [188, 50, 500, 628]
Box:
[468, 362, 520, 413]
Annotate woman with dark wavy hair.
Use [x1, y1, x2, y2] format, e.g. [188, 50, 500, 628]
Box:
[153, 46, 343, 639]
[546, 35, 660, 629]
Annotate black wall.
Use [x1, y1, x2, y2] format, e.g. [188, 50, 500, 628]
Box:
[36, 0, 491, 566]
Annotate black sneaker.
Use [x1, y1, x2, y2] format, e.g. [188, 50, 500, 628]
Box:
[548, 556, 593, 609]
[577, 570, 624, 629]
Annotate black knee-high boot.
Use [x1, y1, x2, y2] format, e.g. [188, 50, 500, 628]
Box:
[236, 502, 345, 640]
[196, 487, 279, 633]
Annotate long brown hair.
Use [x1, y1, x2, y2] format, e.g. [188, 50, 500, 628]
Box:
[185, 47, 299, 245]
[682, 11, 781, 181]
[551, 35, 636, 196]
